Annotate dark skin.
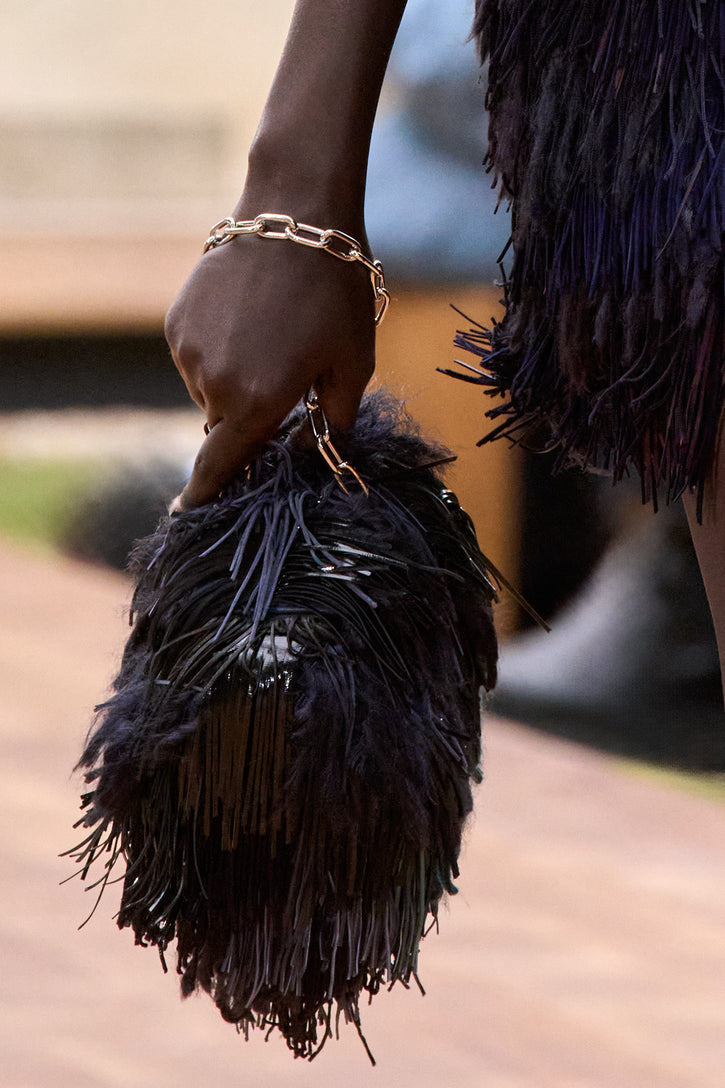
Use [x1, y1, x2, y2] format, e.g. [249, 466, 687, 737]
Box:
[166, 0, 408, 510]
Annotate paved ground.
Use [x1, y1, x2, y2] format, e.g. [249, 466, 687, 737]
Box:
[2, 540, 725, 1087]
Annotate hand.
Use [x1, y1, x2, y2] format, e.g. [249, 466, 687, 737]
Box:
[161, 0, 408, 511]
[165, 227, 376, 510]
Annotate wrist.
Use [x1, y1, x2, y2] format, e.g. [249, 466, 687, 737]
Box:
[202, 212, 390, 325]
[239, 126, 368, 242]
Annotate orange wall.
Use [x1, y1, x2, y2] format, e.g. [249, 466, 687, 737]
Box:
[375, 286, 522, 635]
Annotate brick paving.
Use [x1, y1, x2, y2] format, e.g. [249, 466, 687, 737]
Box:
[1, 540, 724, 1087]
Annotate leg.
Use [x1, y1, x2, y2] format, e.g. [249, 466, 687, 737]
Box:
[683, 432, 725, 703]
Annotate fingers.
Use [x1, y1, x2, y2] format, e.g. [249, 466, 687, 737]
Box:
[172, 386, 372, 513]
[172, 351, 376, 512]
[314, 353, 375, 434]
[175, 414, 272, 510]
[174, 365, 316, 510]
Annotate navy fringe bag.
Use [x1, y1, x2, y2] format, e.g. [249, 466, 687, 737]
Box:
[69, 392, 498, 1061]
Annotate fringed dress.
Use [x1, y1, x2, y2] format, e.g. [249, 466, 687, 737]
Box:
[457, 0, 725, 515]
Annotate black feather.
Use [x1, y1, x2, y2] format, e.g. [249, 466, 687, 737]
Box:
[68, 391, 498, 1061]
[449, 0, 725, 516]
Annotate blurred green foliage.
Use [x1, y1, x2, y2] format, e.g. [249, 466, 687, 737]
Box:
[618, 758, 725, 802]
[0, 458, 102, 551]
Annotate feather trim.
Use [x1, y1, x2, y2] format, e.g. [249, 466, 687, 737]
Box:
[455, 0, 725, 514]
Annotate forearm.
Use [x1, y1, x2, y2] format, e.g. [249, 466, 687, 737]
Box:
[239, 0, 408, 236]
[167, 1, 404, 507]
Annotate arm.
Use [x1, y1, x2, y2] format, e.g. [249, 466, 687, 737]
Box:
[166, 0, 408, 509]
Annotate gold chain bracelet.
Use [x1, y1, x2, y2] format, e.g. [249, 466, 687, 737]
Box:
[203, 213, 390, 325]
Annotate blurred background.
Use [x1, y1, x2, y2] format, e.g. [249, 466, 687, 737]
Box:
[0, 0, 515, 591]
[1, 2, 725, 1086]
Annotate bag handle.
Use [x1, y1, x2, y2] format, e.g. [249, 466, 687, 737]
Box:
[304, 389, 368, 495]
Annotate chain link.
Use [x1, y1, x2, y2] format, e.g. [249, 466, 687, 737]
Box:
[304, 389, 369, 495]
[203, 213, 390, 325]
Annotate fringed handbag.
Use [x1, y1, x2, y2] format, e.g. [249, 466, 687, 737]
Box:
[69, 390, 499, 1061]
